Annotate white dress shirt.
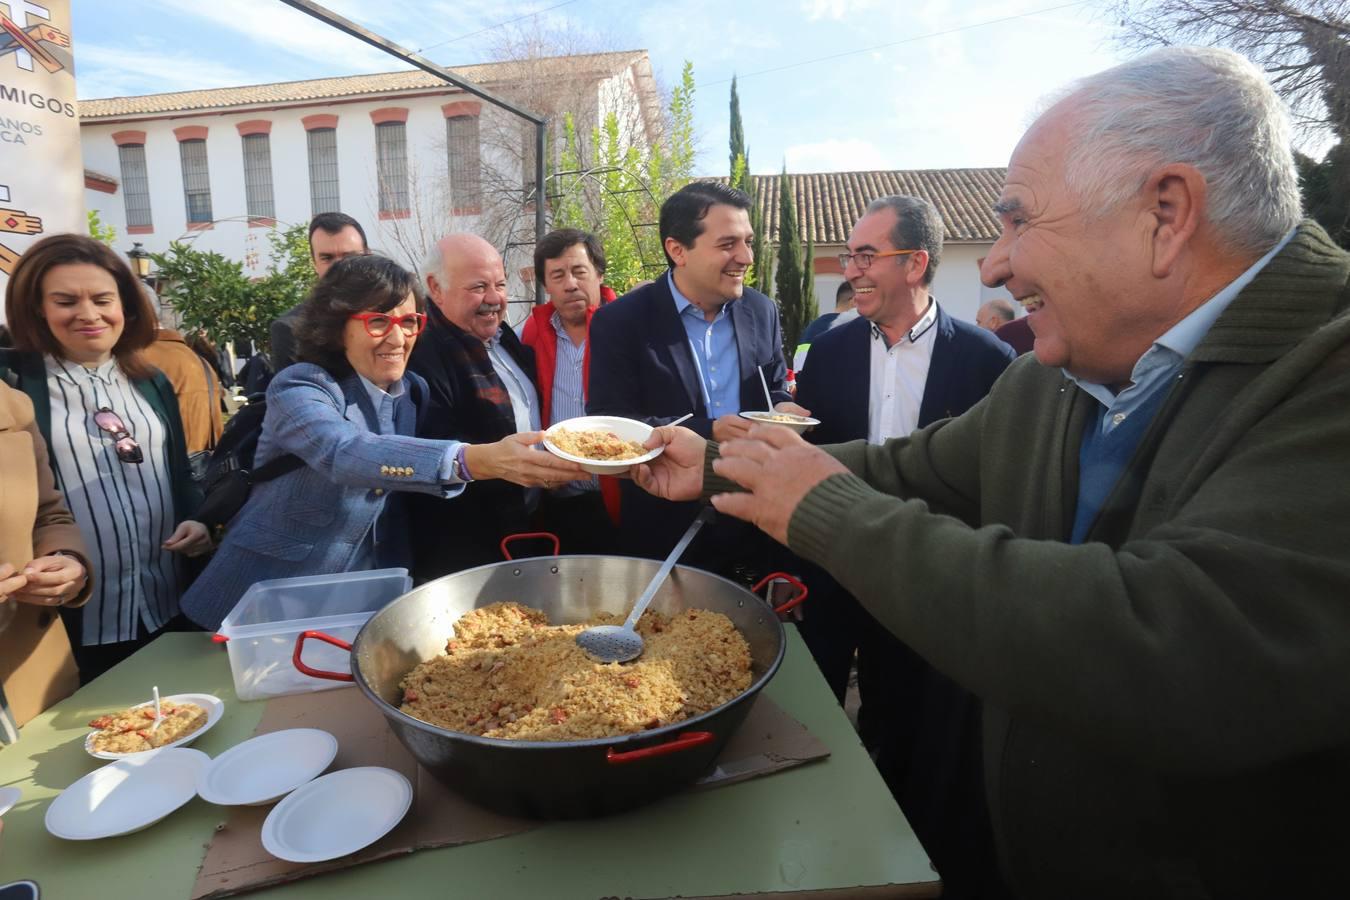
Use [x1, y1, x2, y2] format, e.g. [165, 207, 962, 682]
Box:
[868, 299, 939, 444]
[486, 333, 541, 435]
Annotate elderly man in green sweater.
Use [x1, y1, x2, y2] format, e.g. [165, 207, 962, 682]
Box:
[634, 46, 1350, 900]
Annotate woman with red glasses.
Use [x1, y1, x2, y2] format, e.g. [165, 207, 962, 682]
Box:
[1, 234, 211, 682]
[181, 254, 582, 629]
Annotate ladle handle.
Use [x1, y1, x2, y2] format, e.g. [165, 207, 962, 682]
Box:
[623, 506, 715, 631]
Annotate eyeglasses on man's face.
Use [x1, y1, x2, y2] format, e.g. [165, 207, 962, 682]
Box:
[349, 312, 428, 338]
[837, 248, 919, 272]
[93, 407, 144, 464]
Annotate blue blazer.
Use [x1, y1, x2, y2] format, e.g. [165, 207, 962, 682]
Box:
[587, 275, 792, 438]
[181, 364, 461, 629]
[795, 305, 1016, 445]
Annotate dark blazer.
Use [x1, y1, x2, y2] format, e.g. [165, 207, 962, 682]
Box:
[587, 275, 791, 564]
[405, 303, 540, 579]
[793, 303, 1014, 897]
[587, 275, 792, 438]
[796, 304, 1016, 442]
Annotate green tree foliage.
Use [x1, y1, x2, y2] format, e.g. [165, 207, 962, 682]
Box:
[728, 75, 770, 292]
[551, 61, 697, 292]
[801, 233, 819, 334]
[87, 209, 116, 246]
[774, 167, 808, 361]
[152, 224, 314, 351]
[1297, 146, 1350, 247]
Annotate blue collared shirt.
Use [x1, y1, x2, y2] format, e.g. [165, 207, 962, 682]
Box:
[549, 310, 598, 496]
[1070, 228, 1296, 434]
[669, 272, 740, 418]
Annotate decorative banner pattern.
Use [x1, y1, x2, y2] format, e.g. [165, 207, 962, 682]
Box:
[0, 0, 81, 320]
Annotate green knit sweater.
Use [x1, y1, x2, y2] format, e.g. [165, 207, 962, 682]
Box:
[721, 223, 1350, 898]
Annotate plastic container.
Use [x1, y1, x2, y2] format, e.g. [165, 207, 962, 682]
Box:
[216, 568, 411, 701]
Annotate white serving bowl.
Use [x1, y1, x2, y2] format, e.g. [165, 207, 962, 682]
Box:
[543, 415, 664, 475]
[85, 692, 225, 759]
[46, 748, 209, 840]
[738, 410, 821, 434]
[197, 728, 339, 806]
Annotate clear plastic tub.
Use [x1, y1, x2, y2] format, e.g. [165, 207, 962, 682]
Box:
[216, 568, 411, 701]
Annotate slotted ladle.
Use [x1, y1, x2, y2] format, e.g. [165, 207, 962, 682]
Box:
[576, 506, 715, 663]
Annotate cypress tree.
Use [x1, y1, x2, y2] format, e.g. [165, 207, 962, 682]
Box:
[729, 76, 746, 191]
[775, 167, 805, 361]
[801, 233, 818, 338]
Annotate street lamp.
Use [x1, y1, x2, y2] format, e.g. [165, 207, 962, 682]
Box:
[127, 242, 152, 281]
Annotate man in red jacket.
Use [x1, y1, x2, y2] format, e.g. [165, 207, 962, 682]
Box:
[521, 228, 620, 553]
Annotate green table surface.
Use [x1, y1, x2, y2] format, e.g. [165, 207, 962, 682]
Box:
[0, 629, 938, 899]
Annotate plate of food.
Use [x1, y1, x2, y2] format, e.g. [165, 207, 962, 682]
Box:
[738, 410, 820, 434]
[46, 747, 209, 840]
[84, 692, 224, 759]
[543, 415, 664, 474]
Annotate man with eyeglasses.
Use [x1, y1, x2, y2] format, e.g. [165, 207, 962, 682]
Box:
[791, 194, 1014, 894]
[406, 233, 546, 578]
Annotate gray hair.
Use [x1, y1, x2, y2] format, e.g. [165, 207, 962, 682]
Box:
[420, 241, 445, 295]
[863, 195, 944, 285]
[1059, 46, 1301, 257]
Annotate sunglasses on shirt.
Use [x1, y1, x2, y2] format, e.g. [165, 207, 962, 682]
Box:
[93, 407, 144, 464]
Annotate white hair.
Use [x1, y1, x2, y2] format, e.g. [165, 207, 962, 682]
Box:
[1059, 46, 1301, 257]
[420, 241, 444, 295]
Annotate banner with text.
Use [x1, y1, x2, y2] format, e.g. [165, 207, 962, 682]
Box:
[0, 0, 81, 321]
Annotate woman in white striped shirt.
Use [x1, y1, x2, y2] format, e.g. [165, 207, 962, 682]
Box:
[1, 234, 212, 682]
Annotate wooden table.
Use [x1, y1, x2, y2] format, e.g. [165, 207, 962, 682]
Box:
[0, 629, 940, 899]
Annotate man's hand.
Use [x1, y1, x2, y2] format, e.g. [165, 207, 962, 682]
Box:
[710, 426, 849, 544]
[773, 401, 812, 417]
[467, 432, 587, 487]
[0, 562, 27, 604]
[632, 425, 707, 502]
[163, 520, 213, 557]
[12, 554, 86, 606]
[711, 414, 754, 443]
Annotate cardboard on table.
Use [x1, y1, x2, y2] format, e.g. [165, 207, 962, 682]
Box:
[191, 685, 829, 899]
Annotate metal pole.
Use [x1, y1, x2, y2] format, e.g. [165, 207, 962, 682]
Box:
[535, 121, 547, 306]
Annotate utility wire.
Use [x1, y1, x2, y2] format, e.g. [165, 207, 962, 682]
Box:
[704, 0, 1098, 86]
[415, 0, 584, 55]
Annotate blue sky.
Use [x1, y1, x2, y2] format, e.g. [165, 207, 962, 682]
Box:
[71, 0, 1132, 176]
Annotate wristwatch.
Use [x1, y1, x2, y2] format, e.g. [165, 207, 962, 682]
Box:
[452, 445, 475, 482]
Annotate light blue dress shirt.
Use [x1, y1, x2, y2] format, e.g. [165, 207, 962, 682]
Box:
[1070, 228, 1295, 435]
[669, 272, 740, 418]
[548, 310, 599, 496]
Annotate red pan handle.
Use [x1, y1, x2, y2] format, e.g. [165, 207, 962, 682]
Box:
[499, 532, 561, 560]
[606, 730, 714, 764]
[752, 571, 809, 615]
[292, 630, 355, 681]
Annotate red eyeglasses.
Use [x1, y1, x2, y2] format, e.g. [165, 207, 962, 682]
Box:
[349, 312, 427, 338]
[93, 407, 144, 464]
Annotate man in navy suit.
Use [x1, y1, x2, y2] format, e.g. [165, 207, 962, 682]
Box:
[588, 181, 807, 573]
[795, 194, 1014, 899]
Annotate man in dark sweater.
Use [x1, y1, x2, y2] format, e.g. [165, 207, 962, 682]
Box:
[632, 47, 1350, 899]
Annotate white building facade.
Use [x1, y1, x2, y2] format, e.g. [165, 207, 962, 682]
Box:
[79, 52, 661, 322]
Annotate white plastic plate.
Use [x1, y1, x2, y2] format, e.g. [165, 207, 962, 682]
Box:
[0, 785, 19, 817]
[261, 767, 412, 863]
[738, 410, 821, 434]
[45, 748, 209, 840]
[543, 415, 663, 475]
[85, 693, 225, 759]
[197, 728, 338, 806]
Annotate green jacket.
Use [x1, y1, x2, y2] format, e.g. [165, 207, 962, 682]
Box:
[0, 350, 202, 524]
[778, 223, 1350, 898]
